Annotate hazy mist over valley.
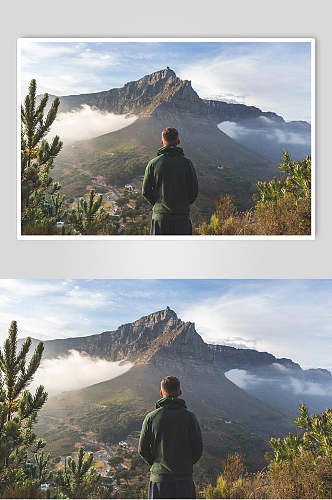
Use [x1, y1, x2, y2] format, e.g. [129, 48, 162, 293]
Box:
[30, 349, 132, 395]
[1, 279, 330, 493]
[48, 105, 137, 144]
[20, 40, 312, 236]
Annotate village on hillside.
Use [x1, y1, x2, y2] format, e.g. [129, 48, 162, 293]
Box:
[64, 177, 152, 235]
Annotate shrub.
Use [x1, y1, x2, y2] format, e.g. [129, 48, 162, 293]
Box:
[201, 405, 332, 499]
[197, 153, 311, 236]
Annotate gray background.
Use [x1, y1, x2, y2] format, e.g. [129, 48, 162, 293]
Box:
[1, 0, 330, 278]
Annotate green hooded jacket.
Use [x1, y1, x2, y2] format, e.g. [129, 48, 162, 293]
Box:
[138, 397, 203, 482]
[142, 146, 198, 220]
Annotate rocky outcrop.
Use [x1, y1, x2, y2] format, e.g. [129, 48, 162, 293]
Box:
[204, 100, 285, 124]
[23, 307, 209, 364]
[21, 307, 331, 417]
[43, 67, 308, 129]
[50, 68, 206, 117]
[21, 307, 330, 379]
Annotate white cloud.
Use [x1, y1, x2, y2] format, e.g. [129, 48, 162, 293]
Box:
[0, 280, 113, 341]
[273, 129, 309, 145]
[78, 49, 118, 69]
[0, 309, 90, 342]
[65, 285, 111, 309]
[29, 350, 132, 395]
[209, 336, 258, 349]
[21, 41, 78, 64]
[0, 280, 160, 344]
[0, 280, 63, 297]
[225, 368, 332, 397]
[21, 70, 104, 97]
[217, 121, 310, 145]
[284, 377, 332, 396]
[49, 105, 137, 143]
[273, 362, 290, 372]
[225, 368, 261, 388]
[180, 44, 311, 121]
[181, 281, 332, 369]
[20, 41, 120, 97]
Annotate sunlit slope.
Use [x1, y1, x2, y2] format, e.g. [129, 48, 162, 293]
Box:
[54, 113, 276, 211]
[38, 361, 293, 473]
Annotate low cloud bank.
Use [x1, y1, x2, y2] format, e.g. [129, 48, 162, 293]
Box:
[30, 349, 132, 395]
[49, 105, 137, 143]
[225, 368, 332, 397]
[225, 369, 261, 388]
[218, 120, 310, 145]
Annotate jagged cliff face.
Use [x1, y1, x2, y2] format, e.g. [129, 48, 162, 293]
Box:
[204, 100, 285, 123]
[41, 66, 310, 209]
[34, 307, 212, 366]
[28, 307, 329, 383]
[32, 307, 330, 464]
[55, 68, 207, 117]
[209, 344, 302, 371]
[51, 67, 309, 132]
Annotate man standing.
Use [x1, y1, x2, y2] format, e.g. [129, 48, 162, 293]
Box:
[138, 376, 203, 499]
[142, 128, 198, 235]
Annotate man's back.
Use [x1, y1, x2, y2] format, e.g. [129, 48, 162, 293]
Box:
[142, 145, 198, 220]
[138, 396, 202, 482]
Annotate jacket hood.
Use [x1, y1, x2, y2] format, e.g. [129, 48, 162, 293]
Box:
[155, 396, 187, 409]
[157, 145, 184, 156]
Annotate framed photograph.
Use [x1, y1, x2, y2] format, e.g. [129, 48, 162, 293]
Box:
[0, 278, 330, 498]
[18, 38, 315, 239]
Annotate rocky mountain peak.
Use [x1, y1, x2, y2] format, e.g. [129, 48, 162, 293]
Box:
[120, 67, 203, 116]
[134, 67, 177, 86]
[51, 67, 205, 116]
[127, 306, 179, 331]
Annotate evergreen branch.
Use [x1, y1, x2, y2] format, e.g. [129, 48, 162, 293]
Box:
[13, 342, 44, 398]
[16, 337, 31, 365]
[34, 97, 60, 146]
[34, 93, 48, 122]
[32, 385, 48, 413]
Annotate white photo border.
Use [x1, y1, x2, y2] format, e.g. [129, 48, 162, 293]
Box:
[17, 37, 316, 241]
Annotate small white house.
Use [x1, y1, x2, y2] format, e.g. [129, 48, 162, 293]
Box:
[56, 221, 64, 227]
[40, 483, 50, 491]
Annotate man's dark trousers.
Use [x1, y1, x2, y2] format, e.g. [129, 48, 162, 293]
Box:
[149, 479, 196, 499]
[151, 215, 192, 235]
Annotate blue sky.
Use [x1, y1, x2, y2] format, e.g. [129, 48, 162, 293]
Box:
[20, 40, 312, 121]
[0, 279, 330, 370]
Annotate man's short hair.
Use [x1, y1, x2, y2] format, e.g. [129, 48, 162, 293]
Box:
[162, 127, 179, 144]
[161, 376, 180, 395]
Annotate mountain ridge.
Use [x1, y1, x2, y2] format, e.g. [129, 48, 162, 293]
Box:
[42, 67, 309, 128]
[32, 307, 328, 473]
[21, 307, 330, 380]
[45, 67, 310, 212]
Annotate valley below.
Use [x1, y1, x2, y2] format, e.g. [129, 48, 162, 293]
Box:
[26, 307, 330, 493]
[43, 68, 311, 232]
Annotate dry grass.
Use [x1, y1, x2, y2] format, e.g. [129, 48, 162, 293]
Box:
[198, 192, 311, 236]
[200, 452, 332, 499]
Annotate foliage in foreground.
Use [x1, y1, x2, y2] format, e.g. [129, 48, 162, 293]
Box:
[22, 80, 312, 236]
[201, 404, 332, 499]
[1, 320, 330, 499]
[0, 321, 112, 499]
[198, 153, 311, 235]
[21, 79, 117, 236]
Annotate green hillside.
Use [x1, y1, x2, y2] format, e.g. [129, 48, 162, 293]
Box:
[36, 362, 294, 480]
[54, 114, 276, 216]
